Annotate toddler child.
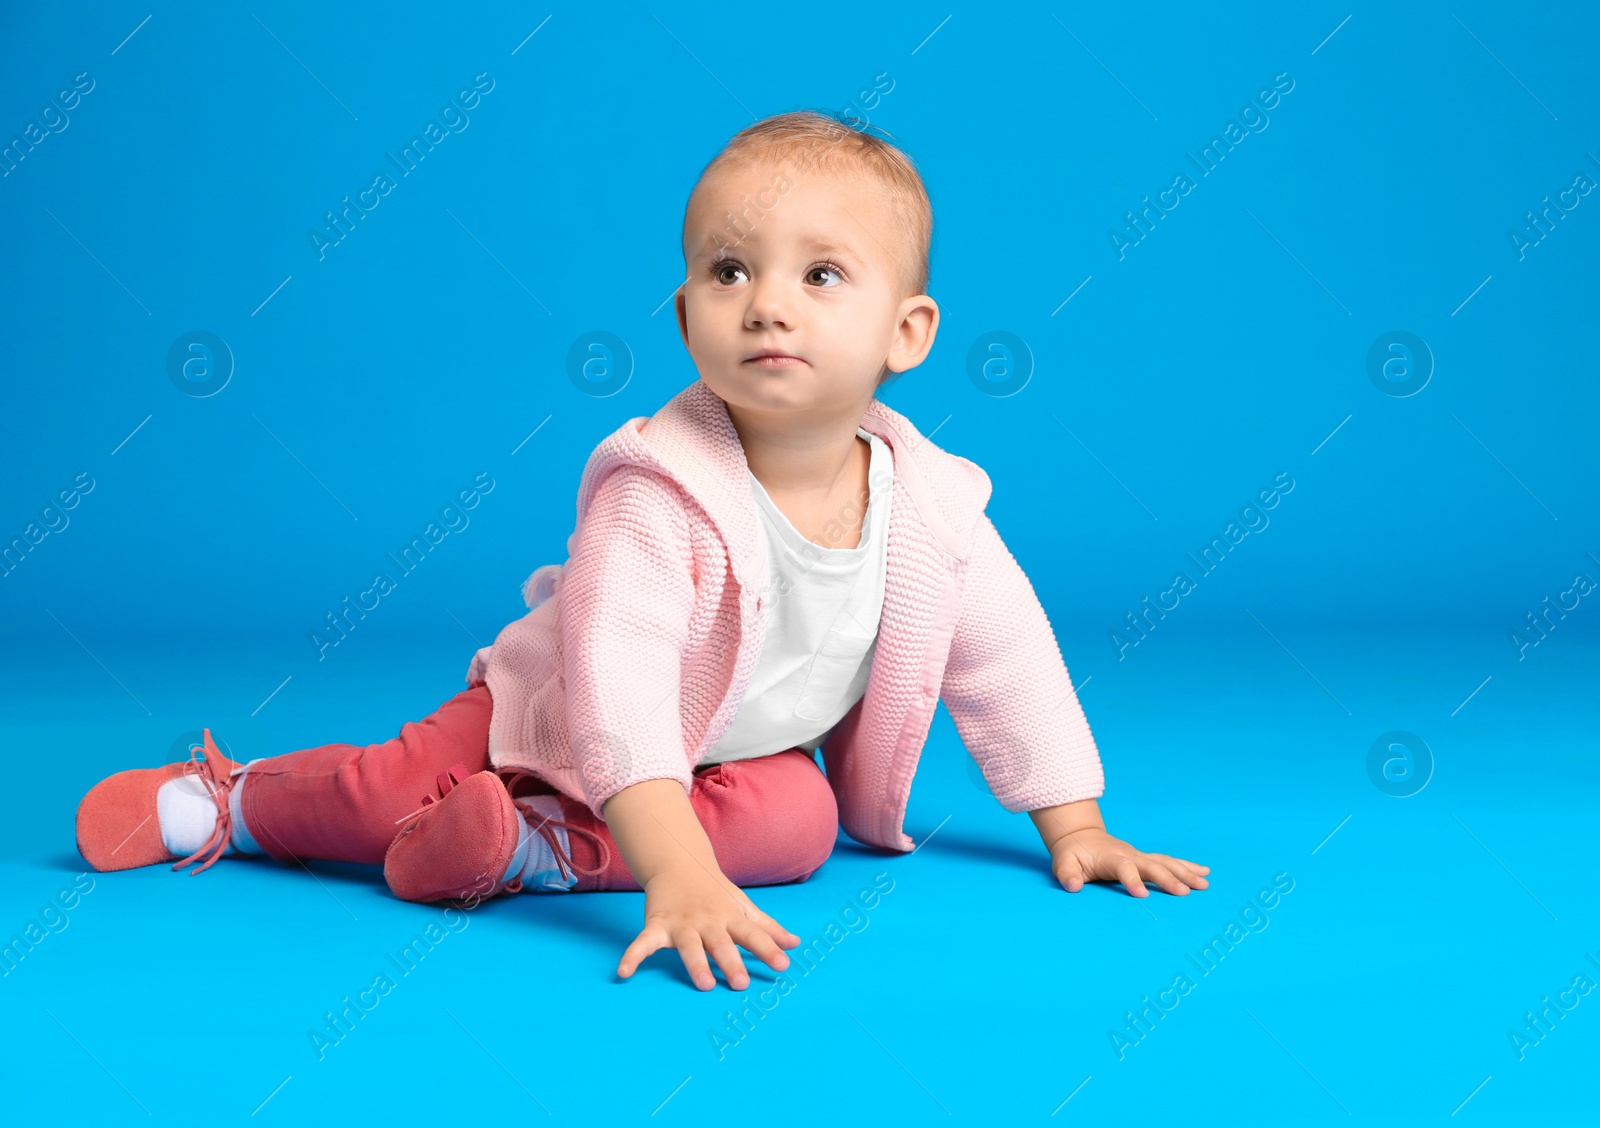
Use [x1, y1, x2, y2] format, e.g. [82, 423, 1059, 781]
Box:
[75, 110, 1208, 993]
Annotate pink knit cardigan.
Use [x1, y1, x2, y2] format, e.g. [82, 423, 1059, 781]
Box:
[466, 378, 1104, 852]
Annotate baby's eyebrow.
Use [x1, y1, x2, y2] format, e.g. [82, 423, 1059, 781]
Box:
[804, 239, 867, 265]
[688, 232, 867, 266]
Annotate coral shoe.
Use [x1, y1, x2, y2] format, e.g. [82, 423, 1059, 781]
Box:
[76, 729, 241, 875]
[383, 767, 610, 904]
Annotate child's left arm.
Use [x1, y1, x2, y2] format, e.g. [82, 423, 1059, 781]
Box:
[941, 511, 1208, 897]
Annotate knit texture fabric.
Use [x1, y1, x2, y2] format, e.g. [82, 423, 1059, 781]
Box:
[468, 378, 1104, 852]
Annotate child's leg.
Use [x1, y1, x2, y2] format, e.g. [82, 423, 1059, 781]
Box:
[237, 685, 493, 867]
[549, 749, 840, 892]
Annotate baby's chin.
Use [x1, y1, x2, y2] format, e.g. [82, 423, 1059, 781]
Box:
[713, 372, 805, 409]
[710, 370, 879, 420]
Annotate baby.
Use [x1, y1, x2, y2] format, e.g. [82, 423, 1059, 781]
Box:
[74, 110, 1207, 993]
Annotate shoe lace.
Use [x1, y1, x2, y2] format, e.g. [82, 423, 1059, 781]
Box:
[171, 729, 237, 877]
[390, 762, 479, 828]
[499, 768, 612, 885]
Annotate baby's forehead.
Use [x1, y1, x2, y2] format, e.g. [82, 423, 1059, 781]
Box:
[709, 151, 863, 191]
[686, 225, 864, 262]
[689, 170, 893, 251]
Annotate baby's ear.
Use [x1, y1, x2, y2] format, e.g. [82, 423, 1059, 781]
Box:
[674, 284, 691, 346]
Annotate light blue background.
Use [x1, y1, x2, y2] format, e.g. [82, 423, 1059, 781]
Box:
[2, 2, 1595, 1124]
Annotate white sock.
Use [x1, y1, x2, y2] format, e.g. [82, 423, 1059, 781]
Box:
[157, 761, 262, 858]
[228, 762, 262, 854]
[158, 773, 234, 858]
[499, 793, 577, 892]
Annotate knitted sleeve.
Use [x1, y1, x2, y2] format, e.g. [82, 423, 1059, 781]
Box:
[939, 512, 1105, 813]
[560, 465, 698, 818]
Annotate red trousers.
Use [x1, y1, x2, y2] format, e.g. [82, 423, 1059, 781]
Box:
[232, 685, 840, 892]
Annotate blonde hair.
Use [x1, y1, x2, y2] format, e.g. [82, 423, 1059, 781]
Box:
[682, 110, 933, 299]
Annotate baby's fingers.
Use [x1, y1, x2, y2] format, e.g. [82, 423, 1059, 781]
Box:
[1168, 858, 1210, 889]
[673, 928, 718, 991]
[738, 900, 801, 949]
[703, 930, 752, 992]
[731, 918, 793, 974]
[759, 913, 802, 950]
[617, 924, 668, 980]
[1147, 852, 1211, 882]
[1115, 857, 1149, 898]
[1140, 860, 1192, 897]
[1055, 853, 1088, 893]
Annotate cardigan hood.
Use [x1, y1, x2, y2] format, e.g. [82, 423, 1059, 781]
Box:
[574, 378, 992, 590]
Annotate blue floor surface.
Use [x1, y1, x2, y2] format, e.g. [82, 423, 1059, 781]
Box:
[3, 623, 1594, 1125]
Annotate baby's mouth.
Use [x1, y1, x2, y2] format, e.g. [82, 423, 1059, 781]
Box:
[744, 355, 806, 368]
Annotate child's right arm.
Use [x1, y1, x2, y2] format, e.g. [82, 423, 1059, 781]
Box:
[605, 778, 800, 991]
[561, 465, 799, 989]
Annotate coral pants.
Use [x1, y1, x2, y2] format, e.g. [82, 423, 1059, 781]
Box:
[232, 684, 840, 893]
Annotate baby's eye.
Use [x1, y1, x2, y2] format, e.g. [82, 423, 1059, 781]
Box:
[709, 258, 748, 285]
[806, 262, 844, 288]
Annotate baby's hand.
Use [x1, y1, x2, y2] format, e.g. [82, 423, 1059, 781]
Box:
[615, 861, 800, 991]
[1049, 828, 1210, 898]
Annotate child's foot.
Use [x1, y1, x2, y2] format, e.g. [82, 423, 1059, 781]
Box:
[76, 729, 243, 875]
[383, 769, 611, 903]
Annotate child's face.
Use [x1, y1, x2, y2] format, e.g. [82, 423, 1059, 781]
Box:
[675, 159, 938, 423]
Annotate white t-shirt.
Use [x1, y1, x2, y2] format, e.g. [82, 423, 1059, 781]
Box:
[699, 427, 894, 766]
